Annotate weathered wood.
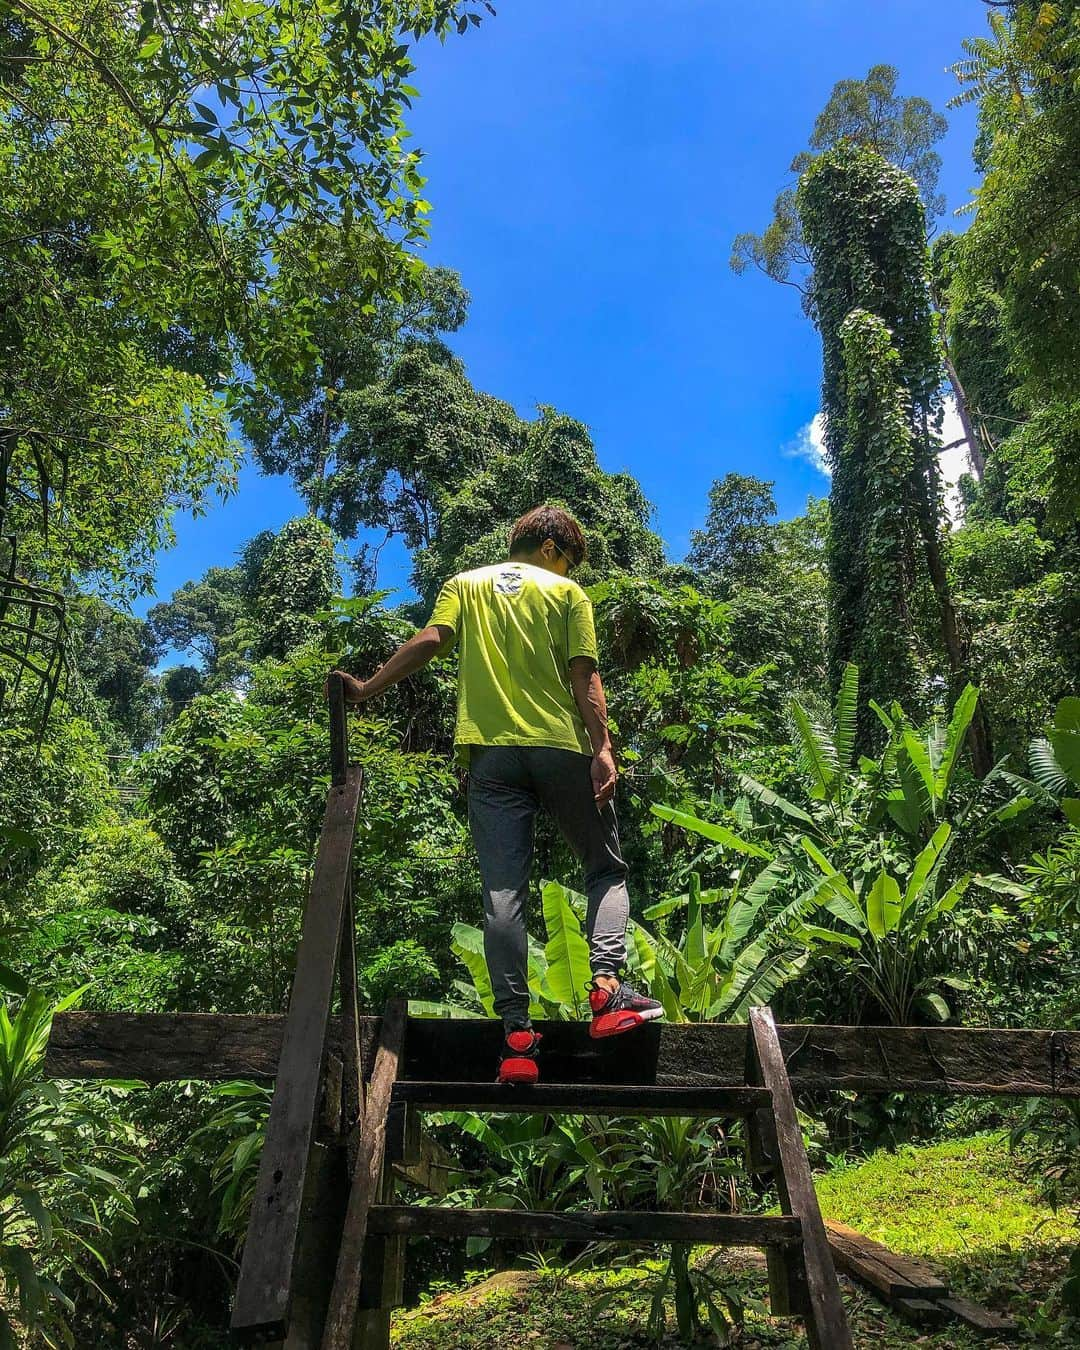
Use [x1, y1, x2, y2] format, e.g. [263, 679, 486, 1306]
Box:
[368, 1206, 803, 1246]
[825, 1220, 947, 1299]
[392, 1082, 772, 1116]
[338, 885, 363, 1169]
[939, 1295, 1018, 1336]
[279, 1141, 351, 1350]
[327, 673, 349, 788]
[358, 1159, 405, 1316]
[893, 1296, 949, 1326]
[319, 1055, 344, 1144]
[45, 1016, 1080, 1098]
[390, 1131, 465, 1198]
[402, 1020, 1080, 1096]
[749, 1007, 853, 1350]
[231, 765, 364, 1342]
[322, 999, 408, 1350]
[744, 1094, 804, 1316]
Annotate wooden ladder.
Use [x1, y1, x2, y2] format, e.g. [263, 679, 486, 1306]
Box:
[230, 681, 852, 1349]
[314, 1001, 853, 1350]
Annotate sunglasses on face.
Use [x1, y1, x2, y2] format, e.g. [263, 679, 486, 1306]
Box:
[551, 542, 578, 573]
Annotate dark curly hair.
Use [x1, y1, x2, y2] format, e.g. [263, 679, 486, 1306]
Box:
[508, 506, 588, 568]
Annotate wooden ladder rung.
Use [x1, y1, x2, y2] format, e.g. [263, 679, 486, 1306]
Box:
[368, 1205, 802, 1246]
[391, 1081, 772, 1116]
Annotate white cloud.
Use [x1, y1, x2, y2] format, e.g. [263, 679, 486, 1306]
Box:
[782, 397, 978, 524]
[784, 411, 830, 477]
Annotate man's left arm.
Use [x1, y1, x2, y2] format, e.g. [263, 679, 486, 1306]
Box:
[330, 625, 454, 704]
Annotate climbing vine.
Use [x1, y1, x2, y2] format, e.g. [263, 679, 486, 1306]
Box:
[798, 144, 991, 769]
[833, 309, 920, 722]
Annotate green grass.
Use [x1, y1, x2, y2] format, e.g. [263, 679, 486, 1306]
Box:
[391, 1133, 1079, 1348]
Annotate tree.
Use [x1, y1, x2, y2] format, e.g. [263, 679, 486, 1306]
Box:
[250, 517, 340, 662]
[312, 342, 664, 605]
[68, 598, 160, 751]
[807, 64, 947, 215]
[0, 0, 490, 715]
[146, 568, 248, 678]
[241, 251, 470, 512]
[686, 474, 777, 594]
[951, 0, 1080, 521]
[731, 65, 947, 292]
[798, 144, 992, 769]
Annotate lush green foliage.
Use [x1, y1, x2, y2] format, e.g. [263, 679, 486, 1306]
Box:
[2, 5, 1080, 1346]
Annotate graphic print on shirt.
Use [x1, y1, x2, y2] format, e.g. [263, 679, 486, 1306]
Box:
[494, 566, 525, 597]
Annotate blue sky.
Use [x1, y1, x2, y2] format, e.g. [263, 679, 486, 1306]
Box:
[139, 0, 983, 616]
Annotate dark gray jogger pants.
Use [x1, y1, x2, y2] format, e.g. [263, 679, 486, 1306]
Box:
[467, 744, 630, 1032]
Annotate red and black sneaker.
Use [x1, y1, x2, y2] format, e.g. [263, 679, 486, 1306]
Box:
[497, 1028, 542, 1085]
[588, 978, 664, 1039]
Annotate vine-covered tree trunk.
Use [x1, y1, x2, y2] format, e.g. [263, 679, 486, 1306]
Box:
[798, 143, 993, 770]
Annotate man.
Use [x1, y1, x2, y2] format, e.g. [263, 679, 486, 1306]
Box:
[331, 505, 661, 1084]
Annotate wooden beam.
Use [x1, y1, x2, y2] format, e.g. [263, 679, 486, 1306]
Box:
[231, 764, 364, 1343]
[45, 1016, 1080, 1098]
[825, 1221, 947, 1300]
[390, 1132, 465, 1198]
[749, 1007, 853, 1350]
[322, 998, 408, 1350]
[368, 1206, 803, 1246]
[392, 1082, 772, 1116]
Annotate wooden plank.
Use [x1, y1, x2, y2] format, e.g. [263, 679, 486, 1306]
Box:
[368, 1206, 803, 1246]
[938, 1295, 1018, 1336]
[322, 999, 408, 1350]
[358, 1165, 405, 1312]
[231, 764, 364, 1342]
[749, 1006, 853, 1350]
[825, 1221, 947, 1299]
[280, 1140, 350, 1350]
[327, 673, 349, 788]
[338, 885, 363, 1169]
[45, 1016, 1080, 1098]
[392, 1082, 772, 1116]
[391, 1132, 465, 1198]
[893, 1296, 949, 1326]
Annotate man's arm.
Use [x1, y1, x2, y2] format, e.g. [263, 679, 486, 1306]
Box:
[330, 625, 454, 703]
[569, 656, 618, 806]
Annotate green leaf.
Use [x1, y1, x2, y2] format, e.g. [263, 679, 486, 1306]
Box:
[1050, 696, 1080, 783]
[917, 992, 951, 1022]
[790, 699, 837, 797]
[1062, 798, 1080, 827]
[138, 32, 163, 59]
[650, 804, 770, 858]
[450, 923, 495, 1016]
[935, 684, 979, 797]
[833, 662, 859, 771]
[737, 775, 814, 825]
[866, 871, 901, 939]
[902, 823, 951, 915]
[901, 730, 936, 810]
[542, 881, 592, 1014]
[0, 965, 28, 997]
[797, 924, 861, 950]
[685, 872, 706, 968]
[1029, 737, 1069, 795]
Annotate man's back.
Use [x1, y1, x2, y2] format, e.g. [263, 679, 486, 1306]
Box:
[429, 561, 597, 760]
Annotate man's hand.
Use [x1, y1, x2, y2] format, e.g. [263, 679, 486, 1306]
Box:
[591, 747, 618, 806]
[325, 670, 369, 704]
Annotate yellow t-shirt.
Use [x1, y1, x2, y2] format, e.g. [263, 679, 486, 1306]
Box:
[427, 562, 598, 764]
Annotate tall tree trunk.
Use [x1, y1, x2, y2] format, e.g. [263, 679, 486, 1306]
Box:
[940, 345, 987, 480]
